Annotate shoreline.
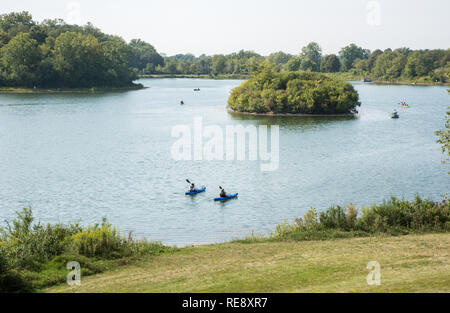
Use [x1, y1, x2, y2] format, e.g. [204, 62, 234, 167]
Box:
[227, 108, 357, 117]
[140, 74, 448, 86]
[0, 85, 145, 94]
[140, 74, 249, 80]
[370, 80, 449, 86]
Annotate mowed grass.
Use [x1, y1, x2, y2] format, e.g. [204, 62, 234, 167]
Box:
[46, 233, 450, 293]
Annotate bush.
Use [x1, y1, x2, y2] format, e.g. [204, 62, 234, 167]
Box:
[70, 218, 126, 258]
[0, 208, 81, 270]
[228, 64, 360, 114]
[272, 196, 449, 241]
[0, 208, 172, 292]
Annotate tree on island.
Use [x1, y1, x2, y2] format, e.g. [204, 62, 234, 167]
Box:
[228, 63, 360, 115]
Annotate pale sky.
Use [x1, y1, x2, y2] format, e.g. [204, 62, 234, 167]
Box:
[2, 0, 449, 56]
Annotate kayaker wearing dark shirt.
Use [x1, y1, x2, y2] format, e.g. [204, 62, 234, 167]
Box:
[220, 188, 227, 198]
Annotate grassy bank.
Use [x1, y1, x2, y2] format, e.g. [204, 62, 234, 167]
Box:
[46, 233, 450, 293]
[0, 84, 144, 94]
[1, 196, 449, 293]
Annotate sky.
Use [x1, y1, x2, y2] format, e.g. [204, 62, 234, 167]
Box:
[2, 0, 450, 56]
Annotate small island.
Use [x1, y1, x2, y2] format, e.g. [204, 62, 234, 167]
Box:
[228, 65, 361, 116]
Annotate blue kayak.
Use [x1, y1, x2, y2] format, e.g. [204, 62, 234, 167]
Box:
[214, 193, 238, 201]
[185, 186, 206, 195]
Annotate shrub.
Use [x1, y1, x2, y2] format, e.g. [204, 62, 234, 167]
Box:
[0, 208, 172, 292]
[228, 65, 360, 114]
[70, 218, 126, 258]
[272, 196, 449, 241]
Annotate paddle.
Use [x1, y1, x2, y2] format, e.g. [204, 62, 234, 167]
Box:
[186, 179, 191, 184]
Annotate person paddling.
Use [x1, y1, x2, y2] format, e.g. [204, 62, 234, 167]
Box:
[186, 179, 197, 192]
[219, 187, 227, 198]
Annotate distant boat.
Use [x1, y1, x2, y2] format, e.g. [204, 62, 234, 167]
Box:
[400, 102, 410, 108]
[362, 78, 372, 83]
[194, 88, 200, 91]
[392, 111, 399, 119]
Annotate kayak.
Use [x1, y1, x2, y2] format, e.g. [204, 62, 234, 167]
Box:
[185, 186, 206, 195]
[214, 193, 238, 201]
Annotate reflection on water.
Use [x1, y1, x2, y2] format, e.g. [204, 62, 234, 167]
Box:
[228, 111, 357, 131]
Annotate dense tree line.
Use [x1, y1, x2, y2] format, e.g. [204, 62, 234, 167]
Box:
[154, 42, 449, 83]
[228, 64, 360, 114]
[1, 12, 449, 88]
[0, 12, 162, 88]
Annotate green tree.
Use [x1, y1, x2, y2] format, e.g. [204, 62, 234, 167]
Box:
[284, 57, 302, 71]
[211, 54, 227, 75]
[103, 36, 137, 86]
[320, 54, 341, 73]
[405, 50, 435, 78]
[366, 49, 383, 71]
[339, 44, 370, 72]
[299, 42, 322, 72]
[436, 94, 449, 169]
[372, 50, 407, 79]
[52, 32, 104, 87]
[0, 33, 39, 87]
[128, 39, 164, 74]
[267, 51, 293, 66]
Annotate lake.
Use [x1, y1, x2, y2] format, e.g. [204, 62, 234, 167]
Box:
[0, 79, 448, 246]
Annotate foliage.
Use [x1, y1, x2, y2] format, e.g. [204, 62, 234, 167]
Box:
[0, 208, 172, 292]
[128, 39, 164, 74]
[339, 44, 370, 72]
[0, 11, 158, 88]
[270, 196, 450, 241]
[436, 94, 449, 169]
[228, 64, 360, 114]
[320, 54, 340, 73]
[1, 12, 448, 85]
[299, 42, 322, 72]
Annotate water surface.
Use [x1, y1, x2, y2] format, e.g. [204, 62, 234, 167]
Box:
[0, 79, 448, 245]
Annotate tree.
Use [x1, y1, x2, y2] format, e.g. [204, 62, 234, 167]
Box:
[299, 42, 322, 72]
[372, 50, 407, 79]
[0, 11, 35, 41]
[405, 50, 435, 78]
[339, 44, 370, 72]
[103, 36, 137, 86]
[52, 32, 104, 87]
[436, 102, 450, 171]
[267, 51, 293, 66]
[0, 33, 39, 87]
[284, 57, 302, 71]
[211, 55, 226, 75]
[128, 39, 164, 74]
[320, 54, 341, 73]
[367, 49, 383, 71]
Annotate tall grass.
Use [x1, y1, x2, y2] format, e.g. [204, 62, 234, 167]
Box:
[0, 208, 173, 292]
[236, 196, 450, 243]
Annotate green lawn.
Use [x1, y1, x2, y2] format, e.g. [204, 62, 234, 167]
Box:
[46, 233, 450, 293]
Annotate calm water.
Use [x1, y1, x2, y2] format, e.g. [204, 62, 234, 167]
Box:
[0, 79, 448, 246]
